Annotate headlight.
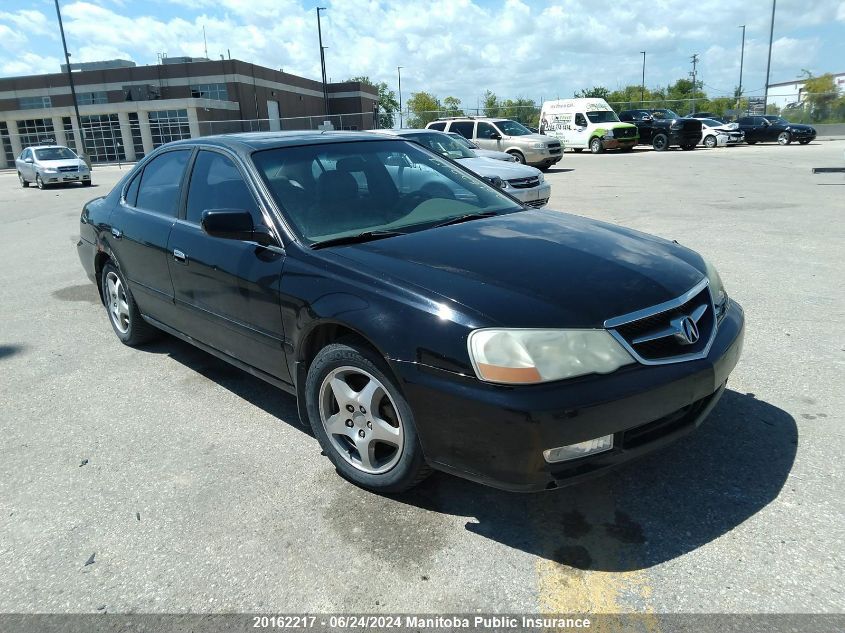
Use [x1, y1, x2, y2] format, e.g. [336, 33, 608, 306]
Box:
[703, 258, 728, 319]
[530, 142, 546, 150]
[604, 129, 614, 138]
[483, 175, 504, 188]
[537, 173, 544, 184]
[468, 328, 635, 384]
[43, 167, 58, 173]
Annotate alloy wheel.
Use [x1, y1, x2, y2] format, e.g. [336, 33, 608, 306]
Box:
[36, 175, 44, 189]
[319, 366, 404, 474]
[105, 271, 131, 334]
[777, 132, 791, 145]
[705, 135, 717, 149]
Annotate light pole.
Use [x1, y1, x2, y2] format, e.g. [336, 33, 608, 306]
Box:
[640, 51, 646, 104]
[397, 66, 403, 129]
[763, 0, 776, 115]
[316, 7, 329, 117]
[737, 25, 746, 103]
[53, 0, 84, 157]
[689, 53, 699, 115]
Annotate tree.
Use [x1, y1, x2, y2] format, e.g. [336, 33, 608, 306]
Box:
[406, 91, 441, 128]
[499, 97, 539, 126]
[442, 96, 464, 117]
[574, 86, 610, 99]
[482, 90, 500, 117]
[347, 75, 399, 128]
[803, 73, 839, 111]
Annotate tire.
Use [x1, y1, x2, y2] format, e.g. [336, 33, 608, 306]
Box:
[572, 148, 584, 153]
[36, 174, 46, 189]
[798, 139, 810, 145]
[305, 342, 431, 493]
[589, 137, 604, 154]
[681, 143, 696, 151]
[746, 141, 757, 145]
[100, 262, 159, 346]
[18, 172, 29, 188]
[704, 135, 718, 149]
[507, 150, 525, 164]
[83, 180, 92, 187]
[777, 131, 791, 145]
[652, 133, 669, 151]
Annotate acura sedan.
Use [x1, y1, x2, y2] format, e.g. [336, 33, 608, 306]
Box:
[77, 131, 744, 493]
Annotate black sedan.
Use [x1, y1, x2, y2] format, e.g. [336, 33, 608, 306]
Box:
[77, 132, 745, 492]
[736, 115, 816, 145]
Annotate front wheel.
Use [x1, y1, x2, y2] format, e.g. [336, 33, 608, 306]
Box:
[704, 135, 718, 149]
[100, 262, 159, 346]
[777, 131, 792, 145]
[746, 140, 757, 145]
[306, 342, 430, 493]
[652, 133, 669, 151]
[36, 174, 46, 189]
[508, 151, 525, 164]
[83, 180, 92, 187]
[18, 172, 29, 188]
[589, 137, 604, 154]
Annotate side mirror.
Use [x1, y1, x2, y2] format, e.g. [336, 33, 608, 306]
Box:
[201, 209, 278, 247]
[24, 157, 34, 163]
[490, 132, 502, 140]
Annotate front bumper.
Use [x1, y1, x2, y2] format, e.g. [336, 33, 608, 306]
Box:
[395, 300, 745, 492]
[508, 182, 551, 207]
[524, 147, 562, 166]
[43, 170, 90, 184]
[602, 136, 638, 150]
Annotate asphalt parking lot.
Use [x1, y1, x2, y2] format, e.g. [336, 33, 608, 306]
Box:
[0, 140, 843, 615]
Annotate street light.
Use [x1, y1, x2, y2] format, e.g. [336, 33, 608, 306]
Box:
[640, 51, 646, 104]
[397, 66, 403, 129]
[763, 0, 777, 115]
[53, 0, 84, 158]
[316, 7, 329, 117]
[738, 25, 746, 102]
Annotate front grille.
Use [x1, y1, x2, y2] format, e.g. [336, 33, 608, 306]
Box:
[525, 198, 548, 208]
[614, 127, 637, 139]
[547, 142, 562, 154]
[508, 176, 540, 189]
[58, 166, 78, 172]
[610, 285, 715, 362]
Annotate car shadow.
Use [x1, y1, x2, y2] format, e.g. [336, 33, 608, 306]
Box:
[140, 334, 309, 436]
[0, 344, 25, 361]
[386, 389, 796, 571]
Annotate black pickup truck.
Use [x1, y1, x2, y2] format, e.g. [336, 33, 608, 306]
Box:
[618, 109, 702, 151]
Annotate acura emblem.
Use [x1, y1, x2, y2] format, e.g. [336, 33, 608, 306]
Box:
[672, 315, 700, 345]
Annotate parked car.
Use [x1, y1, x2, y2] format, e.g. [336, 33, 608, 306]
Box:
[392, 129, 550, 208]
[696, 119, 745, 148]
[426, 117, 563, 170]
[446, 131, 519, 162]
[736, 115, 817, 145]
[16, 145, 91, 189]
[77, 131, 744, 493]
[618, 109, 702, 151]
[539, 98, 639, 153]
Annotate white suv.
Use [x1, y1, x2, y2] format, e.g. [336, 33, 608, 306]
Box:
[427, 117, 562, 171]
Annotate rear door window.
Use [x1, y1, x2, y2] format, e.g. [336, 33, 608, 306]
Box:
[449, 121, 474, 138]
[135, 150, 191, 216]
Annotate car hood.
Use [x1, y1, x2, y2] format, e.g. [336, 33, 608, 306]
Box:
[472, 148, 517, 161]
[38, 159, 86, 169]
[326, 210, 706, 328]
[504, 133, 554, 145]
[456, 157, 541, 179]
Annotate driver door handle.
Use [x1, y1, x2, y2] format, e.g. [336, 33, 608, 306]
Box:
[173, 249, 186, 263]
[111, 227, 122, 239]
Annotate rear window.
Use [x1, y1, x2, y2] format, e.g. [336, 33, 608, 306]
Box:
[449, 121, 474, 138]
[427, 122, 446, 131]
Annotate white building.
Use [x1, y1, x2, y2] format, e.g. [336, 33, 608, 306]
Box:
[766, 72, 845, 110]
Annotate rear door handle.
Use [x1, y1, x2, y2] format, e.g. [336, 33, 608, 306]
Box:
[173, 249, 187, 263]
[111, 227, 122, 239]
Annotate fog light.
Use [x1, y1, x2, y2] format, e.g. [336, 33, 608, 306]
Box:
[543, 435, 614, 463]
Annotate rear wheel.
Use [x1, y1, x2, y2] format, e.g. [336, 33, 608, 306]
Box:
[777, 131, 791, 145]
[746, 140, 757, 145]
[306, 342, 430, 493]
[100, 262, 159, 346]
[589, 137, 604, 154]
[704, 135, 718, 149]
[508, 150, 525, 164]
[652, 133, 669, 151]
[18, 172, 29, 188]
[798, 139, 811, 145]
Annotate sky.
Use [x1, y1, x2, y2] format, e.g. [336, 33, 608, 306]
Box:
[1, 0, 843, 108]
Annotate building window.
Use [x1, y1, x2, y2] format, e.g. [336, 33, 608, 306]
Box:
[16, 118, 56, 148]
[0, 122, 14, 165]
[61, 117, 78, 154]
[78, 91, 109, 105]
[127, 112, 145, 159]
[19, 95, 52, 110]
[80, 114, 126, 163]
[190, 83, 228, 101]
[148, 109, 191, 148]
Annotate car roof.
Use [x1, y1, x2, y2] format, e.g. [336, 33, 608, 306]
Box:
[165, 130, 402, 152]
[26, 145, 68, 150]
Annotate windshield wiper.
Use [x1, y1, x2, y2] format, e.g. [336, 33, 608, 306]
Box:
[433, 211, 499, 229]
[310, 230, 405, 250]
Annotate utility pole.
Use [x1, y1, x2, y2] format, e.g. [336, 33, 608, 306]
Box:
[689, 53, 699, 115]
[397, 66, 403, 129]
[316, 7, 329, 117]
[203, 25, 208, 59]
[640, 51, 646, 104]
[737, 25, 746, 103]
[53, 0, 84, 157]
[763, 0, 777, 115]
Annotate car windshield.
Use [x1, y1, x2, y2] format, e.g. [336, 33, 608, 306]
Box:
[701, 119, 723, 127]
[400, 132, 475, 160]
[586, 110, 620, 124]
[34, 147, 77, 160]
[493, 120, 533, 136]
[252, 139, 522, 245]
[650, 109, 680, 120]
[447, 133, 479, 150]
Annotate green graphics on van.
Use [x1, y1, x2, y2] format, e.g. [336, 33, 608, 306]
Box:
[539, 98, 639, 154]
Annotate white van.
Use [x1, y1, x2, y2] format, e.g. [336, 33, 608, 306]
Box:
[539, 98, 639, 153]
